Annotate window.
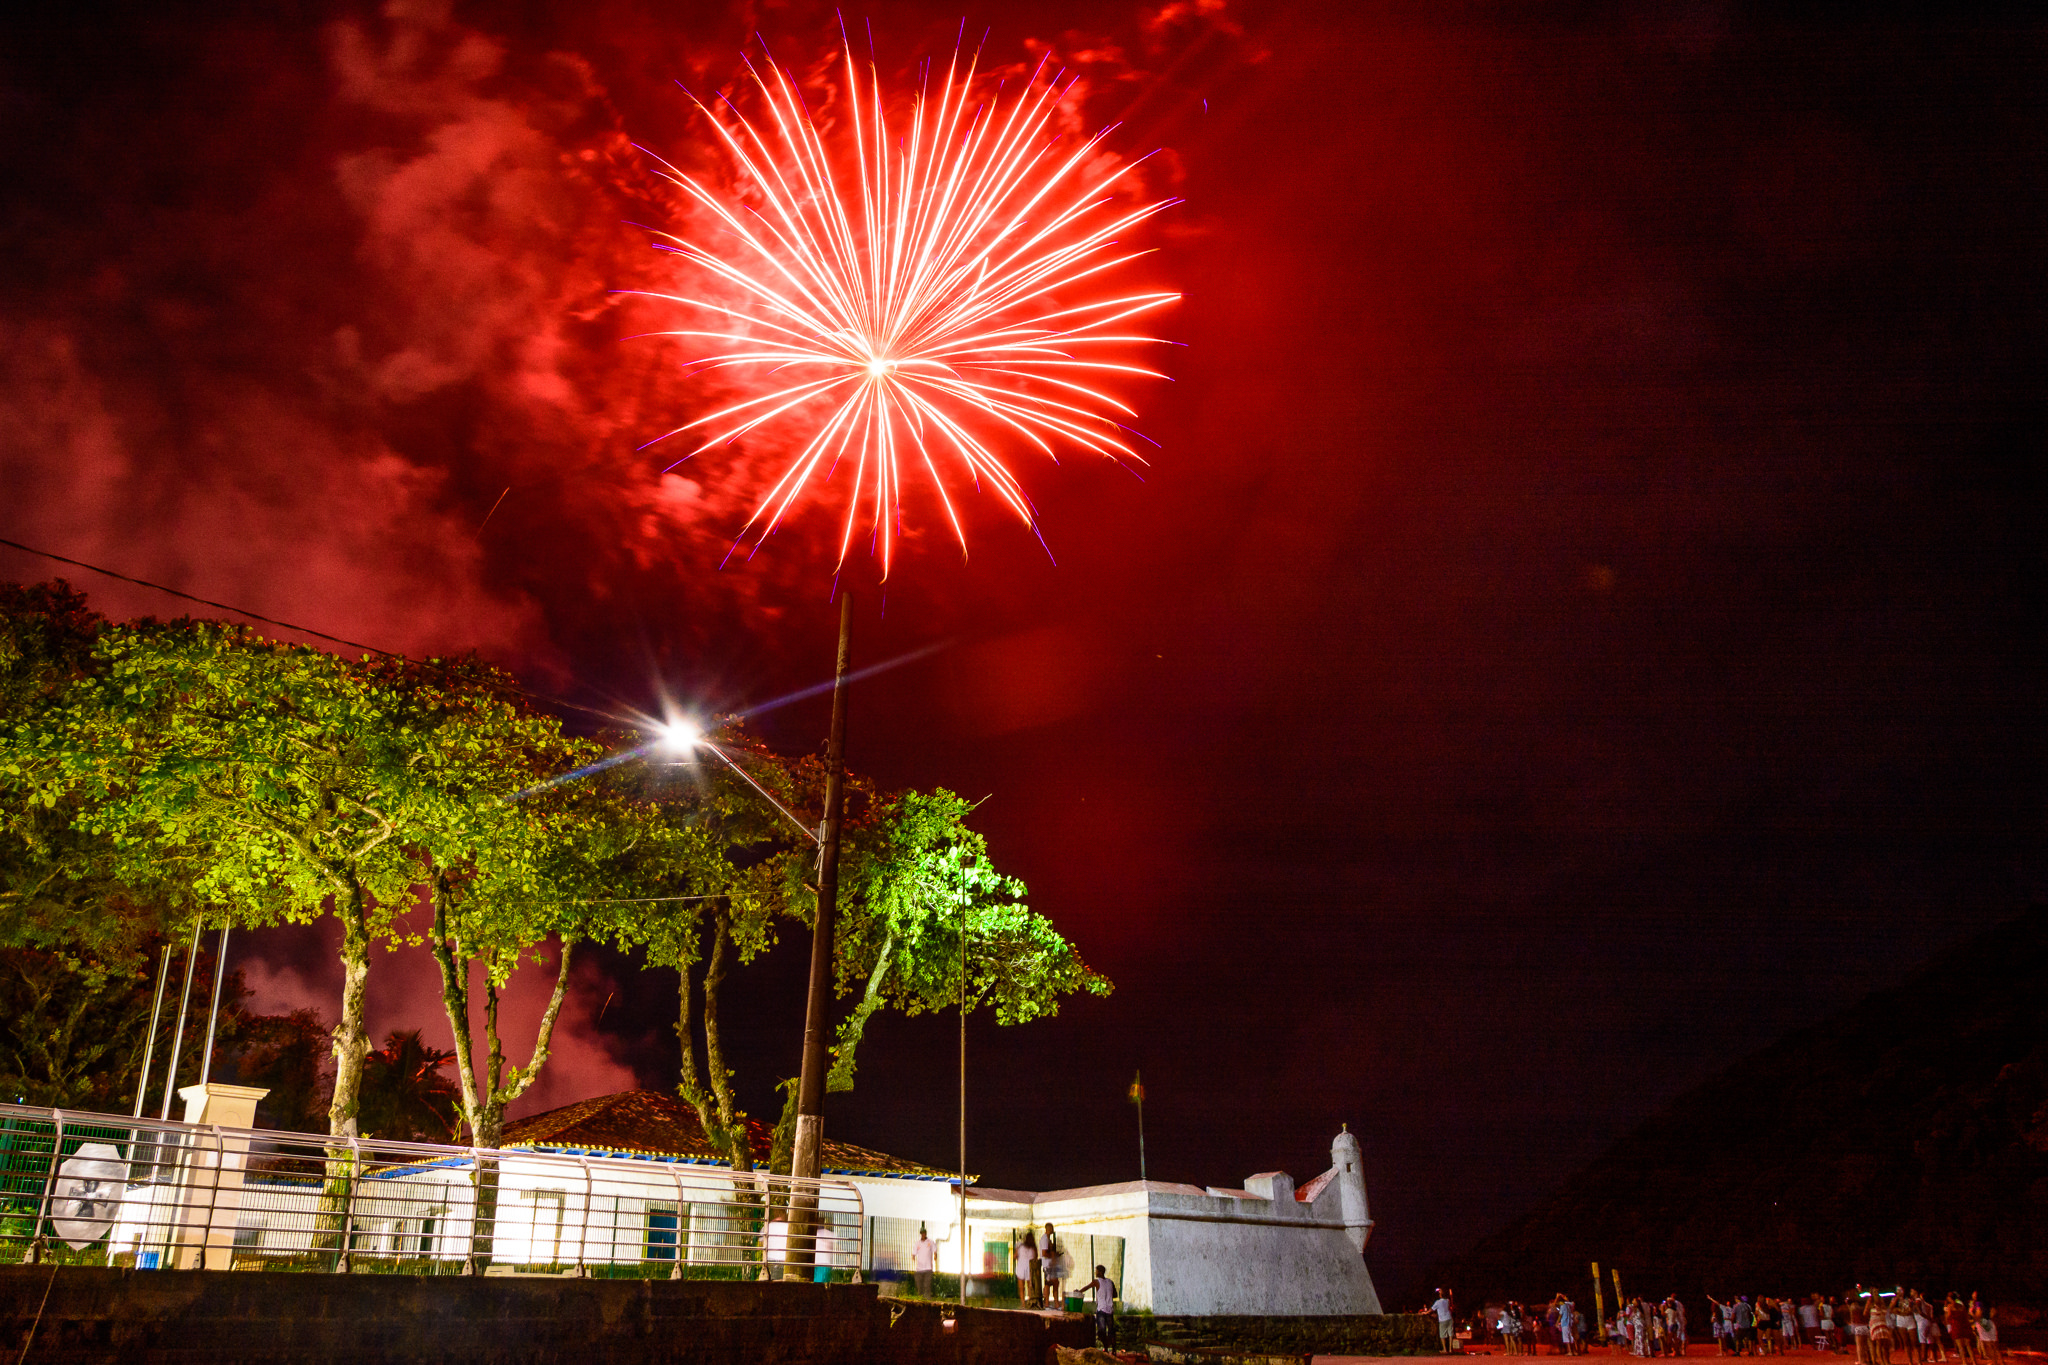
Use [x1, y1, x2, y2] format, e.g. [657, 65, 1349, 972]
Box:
[646, 1203, 679, 1262]
[526, 1190, 566, 1265]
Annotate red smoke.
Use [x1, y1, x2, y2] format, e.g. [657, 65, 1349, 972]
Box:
[0, 0, 1251, 1120]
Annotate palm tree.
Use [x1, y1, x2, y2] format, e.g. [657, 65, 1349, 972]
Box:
[356, 1029, 460, 1142]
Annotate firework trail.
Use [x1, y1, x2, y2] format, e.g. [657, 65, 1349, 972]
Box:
[635, 41, 1180, 575]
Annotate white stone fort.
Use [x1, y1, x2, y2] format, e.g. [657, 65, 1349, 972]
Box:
[488, 1091, 1384, 1314]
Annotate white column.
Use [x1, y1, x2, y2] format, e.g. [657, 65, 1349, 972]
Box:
[173, 1083, 269, 1270]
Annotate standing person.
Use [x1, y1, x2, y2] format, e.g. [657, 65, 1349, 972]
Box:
[1801, 1297, 1822, 1350]
[1869, 1302, 1895, 1365]
[1970, 1303, 1998, 1365]
[1819, 1296, 1838, 1354]
[1667, 1296, 1689, 1356]
[1560, 1296, 1580, 1357]
[1736, 1297, 1758, 1356]
[1083, 1264, 1119, 1350]
[1432, 1290, 1457, 1354]
[1848, 1295, 1869, 1364]
[1914, 1293, 1938, 1364]
[1784, 1298, 1800, 1353]
[1943, 1296, 1973, 1365]
[1014, 1230, 1039, 1307]
[1042, 1225, 1067, 1307]
[911, 1224, 937, 1299]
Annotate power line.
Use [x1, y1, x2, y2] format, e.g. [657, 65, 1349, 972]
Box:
[0, 533, 828, 833]
[0, 535, 395, 657]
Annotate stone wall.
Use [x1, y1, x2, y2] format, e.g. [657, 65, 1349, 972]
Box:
[0, 1266, 1091, 1365]
[1119, 1311, 1441, 1356]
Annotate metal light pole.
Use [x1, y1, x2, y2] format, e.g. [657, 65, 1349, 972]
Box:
[132, 943, 174, 1118]
[789, 592, 853, 1268]
[158, 920, 202, 1121]
[198, 925, 231, 1087]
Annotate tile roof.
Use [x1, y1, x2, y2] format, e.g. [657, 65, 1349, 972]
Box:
[498, 1090, 958, 1180]
[1296, 1166, 1338, 1203]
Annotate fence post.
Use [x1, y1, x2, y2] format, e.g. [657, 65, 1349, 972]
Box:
[26, 1109, 64, 1265]
[668, 1164, 686, 1281]
[201, 1125, 226, 1270]
[462, 1145, 481, 1276]
[850, 1183, 865, 1283]
[336, 1136, 361, 1274]
[575, 1155, 592, 1277]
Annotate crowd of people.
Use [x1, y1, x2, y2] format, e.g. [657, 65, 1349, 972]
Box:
[1430, 1288, 2007, 1362]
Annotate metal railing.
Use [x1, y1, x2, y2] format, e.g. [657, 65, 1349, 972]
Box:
[0, 1101, 862, 1277]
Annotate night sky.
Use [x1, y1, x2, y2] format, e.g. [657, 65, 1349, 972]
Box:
[2, 0, 2041, 1302]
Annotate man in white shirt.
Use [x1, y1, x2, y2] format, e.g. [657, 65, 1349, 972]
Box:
[1432, 1290, 1456, 1352]
[1083, 1264, 1118, 1349]
[912, 1224, 936, 1299]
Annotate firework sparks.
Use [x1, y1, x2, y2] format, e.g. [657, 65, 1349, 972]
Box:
[635, 42, 1180, 575]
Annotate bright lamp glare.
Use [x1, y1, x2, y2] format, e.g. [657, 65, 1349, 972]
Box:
[660, 720, 702, 754]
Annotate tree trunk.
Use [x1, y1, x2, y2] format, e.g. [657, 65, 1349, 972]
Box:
[471, 936, 575, 1152]
[427, 877, 580, 1271]
[327, 877, 373, 1138]
[677, 912, 753, 1174]
[426, 876, 487, 1147]
[826, 929, 895, 1093]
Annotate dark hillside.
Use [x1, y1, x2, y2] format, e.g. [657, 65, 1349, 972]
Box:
[1429, 908, 2048, 1305]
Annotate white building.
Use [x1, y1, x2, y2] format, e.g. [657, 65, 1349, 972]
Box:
[499, 1092, 1382, 1314]
[71, 1086, 1380, 1313]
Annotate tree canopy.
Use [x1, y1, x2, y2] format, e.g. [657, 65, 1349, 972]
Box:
[0, 578, 1110, 1165]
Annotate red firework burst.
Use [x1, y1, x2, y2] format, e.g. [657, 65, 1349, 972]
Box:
[635, 42, 1181, 575]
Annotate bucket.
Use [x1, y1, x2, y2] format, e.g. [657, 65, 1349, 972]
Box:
[1065, 1296, 1084, 1312]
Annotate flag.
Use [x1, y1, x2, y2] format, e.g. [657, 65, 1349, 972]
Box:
[1128, 1070, 1145, 1105]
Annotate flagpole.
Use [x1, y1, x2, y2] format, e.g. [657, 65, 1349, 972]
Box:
[1131, 1069, 1146, 1182]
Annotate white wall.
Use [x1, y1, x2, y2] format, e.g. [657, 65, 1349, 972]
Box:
[1029, 1179, 1383, 1315]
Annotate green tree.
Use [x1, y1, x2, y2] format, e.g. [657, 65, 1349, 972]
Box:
[616, 731, 1110, 1177]
[414, 698, 646, 1152]
[42, 622, 501, 1138]
[0, 945, 161, 1108]
[618, 728, 809, 1174]
[830, 788, 1110, 1083]
[0, 581, 187, 976]
[761, 788, 1110, 1170]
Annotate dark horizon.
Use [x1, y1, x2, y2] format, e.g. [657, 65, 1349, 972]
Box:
[3, 0, 2041, 1304]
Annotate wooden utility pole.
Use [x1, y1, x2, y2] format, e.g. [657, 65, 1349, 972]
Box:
[958, 857, 969, 1306]
[1592, 1262, 1606, 1334]
[788, 592, 853, 1273]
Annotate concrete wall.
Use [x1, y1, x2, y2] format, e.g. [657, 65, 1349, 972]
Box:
[1123, 1313, 1440, 1356]
[0, 1266, 1090, 1365]
[1029, 1179, 1382, 1316]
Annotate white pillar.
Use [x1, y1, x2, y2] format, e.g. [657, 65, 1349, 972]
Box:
[173, 1083, 269, 1269]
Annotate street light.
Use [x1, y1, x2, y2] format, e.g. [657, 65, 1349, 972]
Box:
[658, 718, 703, 754]
[650, 718, 815, 846]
